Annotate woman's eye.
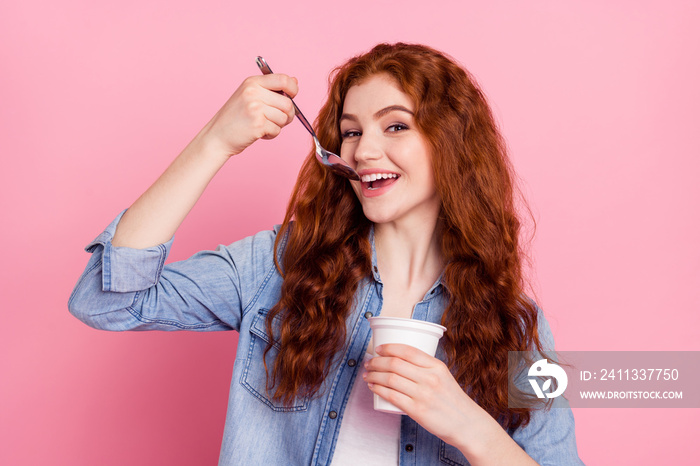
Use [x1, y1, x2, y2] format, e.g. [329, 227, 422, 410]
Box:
[387, 123, 409, 132]
[341, 130, 361, 139]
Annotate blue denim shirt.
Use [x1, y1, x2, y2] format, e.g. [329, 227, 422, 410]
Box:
[69, 212, 583, 465]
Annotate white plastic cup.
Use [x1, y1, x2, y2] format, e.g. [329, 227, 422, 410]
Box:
[368, 316, 447, 414]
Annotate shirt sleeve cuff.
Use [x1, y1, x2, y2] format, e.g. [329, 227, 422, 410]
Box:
[84, 210, 174, 292]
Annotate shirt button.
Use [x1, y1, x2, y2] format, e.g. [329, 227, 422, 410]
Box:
[373, 266, 378, 273]
[329, 411, 338, 419]
[405, 444, 414, 452]
[348, 359, 357, 367]
[364, 311, 373, 319]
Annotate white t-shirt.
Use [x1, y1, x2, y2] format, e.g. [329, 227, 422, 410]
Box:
[330, 353, 402, 465]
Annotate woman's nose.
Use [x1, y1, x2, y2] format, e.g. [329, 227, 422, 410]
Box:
[353, 133, 383, 163]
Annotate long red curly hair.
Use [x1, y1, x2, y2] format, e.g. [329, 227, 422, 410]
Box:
[265, 43, 542, 429]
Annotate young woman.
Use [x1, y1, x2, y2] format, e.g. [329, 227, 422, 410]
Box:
[69, 43, 583, 465]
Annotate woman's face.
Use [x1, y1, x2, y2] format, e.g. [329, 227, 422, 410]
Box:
[339, 74, 440, 229]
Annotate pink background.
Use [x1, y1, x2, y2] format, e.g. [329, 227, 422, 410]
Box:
[2, 1, 698, 464]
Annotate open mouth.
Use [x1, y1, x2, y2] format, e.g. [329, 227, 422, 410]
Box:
[361, 173, 399, 191]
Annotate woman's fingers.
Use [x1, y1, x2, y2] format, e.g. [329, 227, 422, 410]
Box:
[364, 344, 446, 401]
[203, 73, 299, 156]
[255, 75, 298, 125]
[365, 343, 461, 405]
[363, 343, 479, 446]
[257, 73, 299, 99]
[261, 95, 295, 127]
[260, 109, 292, 140]
[365, 348, 424, 384]
[243, 75, 297, 130]
[365, 377, 414, 409]
[364, 359, 416, 394]
[375, 344, 437, 368]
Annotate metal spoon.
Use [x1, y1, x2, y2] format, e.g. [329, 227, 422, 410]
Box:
[255, 56, 360, 181]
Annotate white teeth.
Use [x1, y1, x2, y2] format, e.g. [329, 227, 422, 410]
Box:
[360, 173, 398, 182]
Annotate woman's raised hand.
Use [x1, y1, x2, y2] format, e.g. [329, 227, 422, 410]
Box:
[199, 74, 299, 158]
[111, 74, 298, 249]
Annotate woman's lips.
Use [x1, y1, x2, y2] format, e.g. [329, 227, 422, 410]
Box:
[360, 175, 399, 197]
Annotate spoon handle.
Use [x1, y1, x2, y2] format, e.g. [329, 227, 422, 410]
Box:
[255, 56, 316, 138]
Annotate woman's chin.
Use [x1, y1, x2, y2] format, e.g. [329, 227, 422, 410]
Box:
[361, 206, 396, 225]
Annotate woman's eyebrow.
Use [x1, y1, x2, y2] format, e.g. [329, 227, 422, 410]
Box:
[339, 113, 358, 124]
[340, 105, 415, 124]
[374, 105, 414, 119]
